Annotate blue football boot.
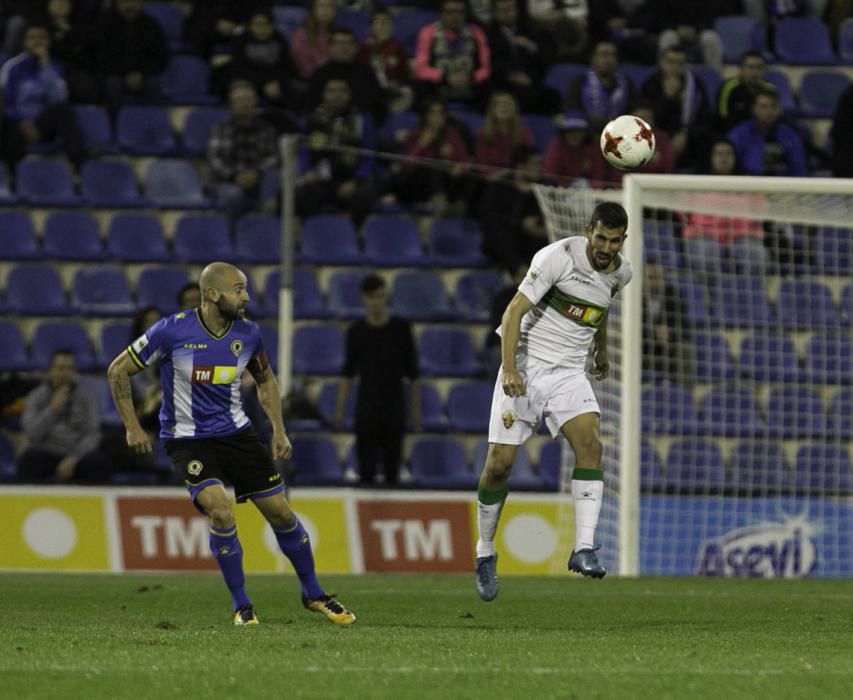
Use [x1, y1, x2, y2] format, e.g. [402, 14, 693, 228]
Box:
[568, 546, 607, 578]
[475, 554, 499, 601]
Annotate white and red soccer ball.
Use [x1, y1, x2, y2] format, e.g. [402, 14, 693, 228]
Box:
[600, 115, 656, 170]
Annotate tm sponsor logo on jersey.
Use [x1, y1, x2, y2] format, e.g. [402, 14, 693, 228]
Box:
[696, 514, 818, 578]
[192, 365, 238, 384]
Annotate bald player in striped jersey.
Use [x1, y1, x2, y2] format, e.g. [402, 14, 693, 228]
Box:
[107, 262, 355, 626]
[475, 202, 632, 600]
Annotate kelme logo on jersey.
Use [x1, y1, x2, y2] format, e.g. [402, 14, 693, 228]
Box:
[192, 365, 237, 384]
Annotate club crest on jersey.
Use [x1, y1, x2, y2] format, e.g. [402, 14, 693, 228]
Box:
[502, 410, 516, 429]
[187, 460, 203, 475]
[230, 339, 244, 357]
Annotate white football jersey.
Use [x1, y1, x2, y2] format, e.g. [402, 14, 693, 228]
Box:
[497, 236, 633, 371]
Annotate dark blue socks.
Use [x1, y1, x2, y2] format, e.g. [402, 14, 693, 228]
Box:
[209, 525, 251, 611]
[273, 519, 324, 600]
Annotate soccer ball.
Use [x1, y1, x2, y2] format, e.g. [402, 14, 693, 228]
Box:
[600, 115, 656, 170]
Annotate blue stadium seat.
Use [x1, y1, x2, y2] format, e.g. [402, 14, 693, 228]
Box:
[327, 270, 367, 320]
[234, 215, 280, 264]
[4, 264, 68, 315]
[0, 321, 29, 371]
[543, 63, 586, 96]
[766, 386, 827, 440]
[663, 439, 727, 494]
[712, 276, 775, 328]
[292, 325, 345, 375]
[337, 8, 371, 40]
[106, 213, 170, 262]
[674, 278, 714, 329]
[446, 381, 492, 433]
[391, 271, 452, 321]
[812, 227, 853, 275]
[363, 215, 429, 267]
[538, 441, 565, 491]
[260, 168, 279, 206]
[640, 440, 666, 491]
[828, 389, 853, 440]
[182, 108, 230, 156]
[454, 270, 507, 322]
[523, 114, 557, 153]
[798, 70, 851, 118]
[429, 218, 489, 267]
[0, 433, 17, 481]
[272, 6, 308, 39]
[378, 110, 419, 151]
[144, 159, 208, 208]
[261, 269, 329, 320]
[117, 106, 176, 155]
[643, 220, 680, 267]
[774, 17, 837, 65]
[259, 324, 278, 371]
[15, 158, 77, 205]
[641, 384, 701, 435]
[31, 321, 96, 371]
[143, 1, 189, 51]
[450, 109, 484, 138]
[73, 105, 115, 152]
[416, 382, 449, 433]
[698, 385, 766, 438]
[299, 215, 362, 265]
[409, 438, 476, 488]
[392, 8, 438, 54]
[289, 437, 343, 485]
[419, 327, 481, 377]
[161, 55, 216, 105]
[729, 440, 791, 493]
[691, 332, 735, 382]
[764, 70, 799, 115]
[714, 15, 767, 64]
[79, 376, 122, 427]
[620, 63, 653, 91]
[473, 439, 541, 489]
[803, 332, 853, 384]
[776, 279, 837, 329]
[136, 267, 190, 313]
[71, 267, 135, 317]
[0, 161, 15, 203]
[173, 214, 232, 263]
[841, 283, 852, 325]
[0, 211, 40, 259]
[42, 211, 105, 261]
[739, 332, 801, 383]
[80, 159, 145, 207]
[794, 444, 853, 492]
[316, 380, 357, 430]
[839, 17, 853, 64]
[99, 321, 132, 368]
[692, 66, 721, 104]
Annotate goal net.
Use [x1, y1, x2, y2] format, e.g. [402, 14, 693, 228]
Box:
[535, 175, 853, 578]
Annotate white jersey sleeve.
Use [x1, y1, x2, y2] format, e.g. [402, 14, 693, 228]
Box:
[518, 241, 574, 305]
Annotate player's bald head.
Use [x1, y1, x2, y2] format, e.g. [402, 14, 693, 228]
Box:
[200, 262, 245, 297]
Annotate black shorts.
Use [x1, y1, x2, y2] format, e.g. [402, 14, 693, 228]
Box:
[164, 427, 285, 507]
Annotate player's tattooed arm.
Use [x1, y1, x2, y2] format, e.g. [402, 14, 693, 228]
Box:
[109, 371, 132, 400]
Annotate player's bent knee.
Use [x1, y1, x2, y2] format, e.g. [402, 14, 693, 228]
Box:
[485, 445, 516, 481]
[207, 505, 236, 529]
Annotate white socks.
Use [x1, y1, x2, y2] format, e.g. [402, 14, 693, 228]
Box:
[572, 478, 604, 551]
[476, 499, 506, 558]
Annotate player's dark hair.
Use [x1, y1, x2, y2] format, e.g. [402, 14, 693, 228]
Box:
[590, 202, 628, 232]
[753, 87, 779, 104]
[739, 49, 764, 65]
[361, 273, 386, 294]
[372, 6, 391, 20]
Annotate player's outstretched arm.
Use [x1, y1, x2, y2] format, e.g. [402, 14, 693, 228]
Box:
[591, 309, 610, 380]
[251, 365, 292, 460]
[500, 292, 534, 397]
[106, 352, 152, 454]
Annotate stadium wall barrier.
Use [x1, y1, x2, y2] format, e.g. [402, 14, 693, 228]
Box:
[1, 487, 851, 577]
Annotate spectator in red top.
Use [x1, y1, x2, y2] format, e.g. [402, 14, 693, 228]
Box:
[474, 90, 534, 174]
[631, 101, 676, 175]
[358, 8, 413, 113]
[290, 0, 338, 80]
[414, 0, 491, 110]
[542, 111, 613, 187]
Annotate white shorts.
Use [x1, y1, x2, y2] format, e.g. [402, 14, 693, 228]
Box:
[487, 353, 600, 444]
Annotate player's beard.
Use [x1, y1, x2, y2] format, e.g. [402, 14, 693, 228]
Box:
[216, 298, 246, 321]
[591, 251, 614, 270]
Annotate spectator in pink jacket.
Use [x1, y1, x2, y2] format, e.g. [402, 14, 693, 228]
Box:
[290, 0, 337, 80]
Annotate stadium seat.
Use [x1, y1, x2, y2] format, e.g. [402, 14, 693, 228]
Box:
[31, 321, 96, 371]
[0, 211, 40, 259]
[419, 327, 481, 377]
[839, 17, 853, 64]
[327, 270, 367, 319]
[182, 108, 230, 156]
[828, 389, 853, 440]
[316, 380, 357, 430]
[798, 70, 851, 118]
[73, 105, 115, 152]
[363, 215, 429, 267]
[538, 441, 563, 491]
[794, 444, 853, 493]
[234, 215, 281, 264]
[337, 8, 371, 39]
[136, 267, 190, 313]
[643, 220, 680, 268]
[415, 382, 449, 433]
[144, 159, 208, 208]
[543, 63, 586, 96]
[260, 168, 279, 206]
[776, 279, 837, 329]
[691, 332, 735, 382]
[378, 110, 419, 152]
[640, 440, 666, 492]
[117, 106, 177, 155]
[391, 271, 452, 321]
[766, 386, 827, 440]
[812, 227, 853, 275]
[80, 159, 145, 207]
[42, 211, 105, 261]
[692, 66, 721, 104]
[674, 278, 714, 329]
[0, 433, 16, 481]
[409, 438, 476, 488]
[446, 381, 493, 433]
[392, 8, 438, 54]
[523, 114, 557, 154]
[698, 385, 766, 438]
[261, 269, 329, 320]
[620, 63, 654, 91]
[299, 215, 362, 265]
[803, 332, 853, 384]
[289, 437, 343, 485]
[161, 55, 216, 105]
[259, 324, 278, 371]
[712, 276, 775, 328]
[173, 214, 232, 263]
[449, 109, 484, 138]
[774, 17, 837, 65]
[729, 440, 791, 493]
[292, 325, 345, 375]
[713, 15, 766, 64]
[841, 283, 852, 325]
[641, 384, 700, 435]
[106, 214, 170, 262]
[473, 439, 541, 489]
[429, 218, 489, 267]
[0, 321, 29, 371]
[15, 158, 77, 205]
[764, 70, 799, 115]
[143, 1, 189, 51]
[99, 321, 132, 368]
[3, 264, 68, 315]
[79, 376, 122, 427]
[454, 270, 507, 322]
[663, 439, 727, 494]
[71, 267, 135, 317]
[272, 6, 308, 39]
[738, 333, 801, 383]
[0, 161, 15, 202]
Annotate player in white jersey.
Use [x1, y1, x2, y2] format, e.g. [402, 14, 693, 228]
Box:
[475, 202, 632, 600]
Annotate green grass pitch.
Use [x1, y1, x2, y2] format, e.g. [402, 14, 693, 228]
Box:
[1, 572, 851, 699]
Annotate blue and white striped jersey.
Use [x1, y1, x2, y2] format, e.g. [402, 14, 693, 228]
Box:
[127, 309, 269, 440]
